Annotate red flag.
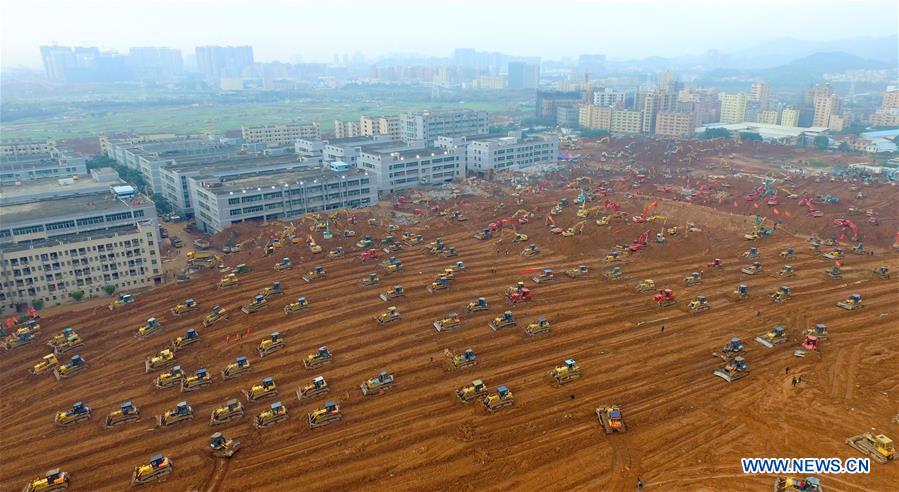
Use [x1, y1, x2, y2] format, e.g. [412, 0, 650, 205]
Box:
[784, 211, 792, 218]
[772, 208, 780, 216]
[753, 202, 760, 209]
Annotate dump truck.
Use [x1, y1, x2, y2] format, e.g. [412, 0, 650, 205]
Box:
[284, 297, 310, 314]
[596, 405, 626, 433]
[209, 432, 241, 458]
[308, 401, 342, 429]
[54, 355, 87, 380]
[379, 285, 405, 302]
[105, 401, 141, 427]
[304, 346, 333, 369]
[565, 265, 590, 278]
[135, 318, 163, 339]
[203, 306, 228, 327]
[457, 379, 488, 402]
[549, 359, 580, 385]
[171, 298, 198, 316]
[181, 368, 213, 392]
[447, 348, 477, 369]
[244, 377, 278, 402]
[434, 312, 462, 332]
[130, 454, 172, 486]
[210, 399, 245, 426]
[154, 366, 185, 389]
[157, 401, 194, 426]
[54, 401, 92, 426]
[376, 306, 401, 325]
[171, 329, 199, 352]
[836, 293, 862, 310]
[489, 311, 516, 331]
[297, 376, 330, 401]
[713, 356, 749, 382]
[22, 468, 70, 492]
[467, 297, 488, 312]
[845, 433, 895, 464]
[257, 332, 285, 357]
[525, 317, 551, 336]
[361, 371, 395, 396]
[483, 386, 514, 412]
[145, 349, 176, 373]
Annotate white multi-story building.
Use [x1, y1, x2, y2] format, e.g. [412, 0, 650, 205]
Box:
[357, 146, 464, 195]
[1, 139, 57, 157]
[241, 123, 320, 146]
[400, 110, 489, 145]
[1, 150, 87, 183]
[449, 133, 559, 173]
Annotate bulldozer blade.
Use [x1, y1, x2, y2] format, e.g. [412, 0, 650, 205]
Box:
[754, 337, 775, 348]
[712, 369, 743, 382]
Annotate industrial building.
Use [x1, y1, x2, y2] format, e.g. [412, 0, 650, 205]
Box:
[241, 123, 321, 147]
[452, 133, 559, 173]
[400, 110, 489, 145]
[357, 145, 464, 195]
[1, 149, 87, 183]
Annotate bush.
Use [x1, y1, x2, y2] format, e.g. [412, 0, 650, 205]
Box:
[739, 132, 763, 142]
[31, 299, 44, 310]
[69, 291, 85, 302]
[103, 285, 117, 296]
[814, 135, 830, 150]
[702, 128, 731, 139]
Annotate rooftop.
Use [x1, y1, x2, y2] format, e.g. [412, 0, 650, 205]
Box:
[373, 147, 453, 159]
[698, 123, 829, 139]
[162, 154, 307, 174]
[1, 224, 146, 253]
[194, 167, 371, 195]
[2, 190, 152, 226]
[1, 176, 126, 206]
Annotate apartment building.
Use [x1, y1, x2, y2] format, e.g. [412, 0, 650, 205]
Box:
[360, 115, 402, 141]
[357, 146, 464, 195]
[756, 110, 778, 125]
[0, 177, 161, 309]
[654, 112, 695, 138]
[241, 123, 320, 146]
[611, 110, 643, 134]
[462, 133, 559, 173]
[188, 167, 376, 233]
[593, 89, 626, 108]
[579, 104, 613, 130]
[400, 110, 489, 145]
[333, 120, 361, 139]
[813, 91, 843, 130]
[780, 108, 800, 127]
[1, 150, 87, 183]
[1, 139, 57, 158]
[720, 93, 748, 124]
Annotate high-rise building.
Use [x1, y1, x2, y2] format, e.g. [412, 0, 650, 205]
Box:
[536, 91, 583, 119]
[654, 112, 695, 138]
[882, 89, 899, 110]
[195, 46, 254, 79]
[578, 104, 613, 130]
[127, 47, 183, 80]
[399, 110, 489, 145]
[359, 116, 402, 141]
[241, 124, 321, 146]
[756, 110, 778, 125]
[593, 89, 626, 108]
[40, 46, 76, 81]
[780, 108, 800, 127]
[750, 82, 770, 109]
[556, 106, 580, 128]
[611, 110, 643, 133]
[719, 93, 748, 124]
[507, 62, 539, 90]
[334, 120, 361, 139]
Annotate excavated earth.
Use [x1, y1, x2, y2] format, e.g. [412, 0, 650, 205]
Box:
[2, 140, 898, 491]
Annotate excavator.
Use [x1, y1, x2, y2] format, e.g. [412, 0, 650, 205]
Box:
[376, 306, 401, 325]
[131, 454, 173, 486]
[210, 399, 245, 425]
[713, 356, 749, 382]
[257, 332, 285, 357]
[596, 405, 626, 433]
[55, 401, 92, 426]
[297, 376, 330, 400]
[631, 201, 658, 223]
[170, 298, 198, 316]
[221, 357, 251, 380]
[525, 317, 551, 336]
[145, 349, 176, 373]
[154, 366, 186, 389]
[203, 306, 228, 327]
[446, 348, 478, 369]
[307, 235, 322, 254]
[105, 401, 141, 427]
[157, 401, 194, 426]
[833, 218, 860, 241]
[360, 371, 395, 396]
[744, 216, 770, 241]
[434, 312, 462, 332]
[548, 359, 580, 385]
[210, 432, 241, 458]
[577, 205, 601, 219]
[22, 468, 70, 492]
[244, 377, 279, 402]
[171, 329, 199, 351]
[845, 433, 895, 464]
[304, 347, 333, 369]
[483, 386, 514, 412]
[181, 368, 213, 392]
[457, 379, 488, 402]
[254, 402, 288, 429]
[562, 220, 586, 237]
[755, 325, 788, 348]
[308, 401, 342, 429]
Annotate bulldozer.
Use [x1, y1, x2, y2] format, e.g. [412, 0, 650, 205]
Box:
[308, 401, 342, 429]
[260, 281, 284, 299]
[203, 306, 228, 327]
[441, 245, 458, 258]
[521, 243, 539, 257]
[489, 311, 516, 331]
[257, 332, 285, 357]
[634, 279, 655, 293]
[221, 357, 251, 380]
[507, 284, 532, 304]
[440, 267, 457, 280]
[729, 284, 750, 302]
[434, 312, 462, 332]
[565, 265, 589, 278]
[154, 366, 185, 389]
[756, 325, 788, 348]
[297, 376, 330, 400]
[596, 405, 626, 433]
[145, 349, 176, 373]
[22, 468, 69, 492]
[743, 247, 760, 259]
[793, 335, 821, 358]
[135, 318, 163, 339]
[171, 329, 199, 351]
[274, 257, 292, 271]
[683, 271, 702, 286]
[328, 246, 344, 259]
[549, 359, 580, 385]
[54, 401, 92, 426]
[713, 356, 749, 382]
[360, 272, 380, 287]
[131, 454, 173, 486]
[210, 432, 241, 458]
[157, 401, 194, 427]
[181, 368, 213, 392]
[357, 234, 374, 249]
[446, 348, 477, 369]
[605, 251, 622, 263]
[171, 298, 198, 316]
[376, 306, 401, 325]
[108, 293, 134, 311]
[873, 266, 890, 280]
[712, 337, 745, 361]
[532, 268, 555, 284]
[823, 248, 843, 260]
[771, 286, 792, 303]
[105, 401, 141, 427]
[31, 353, 59, 375]
[525, 317, 551, 336]
[467, 297, 489, 312]
[483, 386, 514, 412]
[655, 289, 677, 308]
[4, 331, 34, 350]
[449, 261, 466, 272]
[427, 276, 451, 294]
[303, 266, 326, 282]
[52, 331, 84, 355]
[604, 266, 623, 281]
[218, 273, 239, 288]
[779, 247, 795, 260]
[741, 261, 762, 275]
[46, 327, 75, 349]
[284, 297, 310, 314]
[473, 228, 492, 240]
[707, 258, 722, 269]
[687, 295, 710, 313]
[845, 433, 895, 464]
[54, 355, 87, 380]
[457, 379, 488, 402]
[241, 295, 268, 314]
[804, 323, 829, 341]
[512, 232, 528, 243]
[773, 476, 822, 492]
[596, 215, 610, 226]
[244, 377, 278, 402]
[837, 293, 862, 310]
[210, 399, 245, 426]
[379, 285, 405, 302]
[381, 257, 403, 273]
[304, 346, 333, 369]
[360, 371, 395, 396]
[779, 265, 796, 278]
[824, 264, 842, 279]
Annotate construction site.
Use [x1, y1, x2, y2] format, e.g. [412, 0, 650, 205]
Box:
[2, 136, 898, 491]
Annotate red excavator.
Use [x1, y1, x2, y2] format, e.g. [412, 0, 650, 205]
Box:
[833, 218, 859, 241]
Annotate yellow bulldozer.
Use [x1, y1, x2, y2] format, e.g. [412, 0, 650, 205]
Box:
[30, 353, 59, 375]
[171, 329, 199, 352]
[457, 379, 488, 402]
[203, 306, 228, 327]
[210, 432, 241, 458]
[375, 306, 401, 325]
[181, 368, 213, 392]
[170, 298, 198, 316]
[22, 468, 69, 492]
[846, 433, 895, 464]
[303, 346, 333, 369]
[105, 401, 141, 428]
[434, 312, 462, 332]
[296, 375, 330, 400]
[284, 297, 310, 315]
[221, 356, 251, 380]
[308, 401, 342, 429]
[548, 359, 580, 385]
[157, 401, 194, 427]
[525, 317, 551, 336]
[446, 348, 477, 369]
[145, 348, 176, 373]
[131, 454, 173, 486]
[134, 318, 163, 339]
[244, 377, 279, 402]
[54, 401, 92, 426]
[254, 401, 288, 429]
[210, 399, 244, 426]
[257, 332, 285, 357]
[483, 386, 514, 412]
[154, 365, 185, 389]
[634, 279, 655, 293]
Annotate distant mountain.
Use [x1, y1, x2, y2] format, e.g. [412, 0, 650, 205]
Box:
[732, 35, 897, 68]
[756, 52, 891, 83]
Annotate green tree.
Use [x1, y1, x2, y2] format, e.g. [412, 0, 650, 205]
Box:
[69, 291, 85, 302]
[739, 132, 763, 142]
[31, 299, 44, 310]
[702, 128, 731, 139]
[103, 285, 117, 296]
[813, 135, 830, 150]
[151, 193, 174, 215]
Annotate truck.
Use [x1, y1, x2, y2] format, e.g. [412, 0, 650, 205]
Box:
[193, 239, 211, 250]
[170, 237, 183, 248]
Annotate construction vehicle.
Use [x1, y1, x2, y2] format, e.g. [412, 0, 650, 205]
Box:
[605, 251, 622, 263]
[221, 357, 251, 380]
[521, 243, 539, 257]
[181, 368, 213, 392]
[525, 317, 551, 336]
[771, 286, 792, 303]
[779, 265, 796, 278]
[209, 432, 241, 458]
[794, 335, 820, 357]
[218, 273, 239, 289]
[742, 247, 760, 259]
[241, 295, 268, 314]
[532, 268, 555, 284]
[170, 329, 200, 352]
[202, 306, 228, 327]
[804, 323, 829, 341]
[284, 297, 310, 314]
[836, 293, 862, 310]
[328, 247, 344, 259]
[603, 266, 622, 281]
[713, 356, 750, 382]
[596, 216, 610, 226]
[145, 349, 176, 373]
[303, 346, 333, 369]
[135, 318, 163, 339]
[683, 271, 701, 286]
[824, 264, 842, 279]
[654, 289, 677, 307]
[447, 348, 478, 369]
[157, 401, 194, 427]
[549, 359, 580, 385]
[379, 285, 405, 301]
[565, 265, 589, 278]
[361, 371, 395, 396]
[779, 247, 795, 260]
[634, 279, 655, 293]
[483, 386, 514, 412]
[427, 276, 451, 294]
[376, 306, 401, 325]
[154, 366, 185, 389]
[707, 258, 722, 268]
[31, 353, 59, 375]
[210, 399, 244, 425]
[404, 233, 423, 245]
[255, 401, 288, 428]
[131, 454, 173, 486]
[434, 312, 462, 332]
[46, 327, 73, 349]
[307, 235, 322, 254]
[741, 261, 762, 275]
[440, 268, 456, 281]
[357, 235, 374, 249]
[22, 468, 69, 492]
[170, 299, 198, 316]
[457, 379, 488, 402]
[54, 355, 86, 380]
[297, 376, 330, 400]
[507, 285, 532, 304]
[51, 331, 84, 355]
[302, 266, 326, 282]
[562, 221, 586, 237]
[274, 257, 292, 271]
[687, 296, 710, 313]
[467, 297, 489, 312]
[360, 272, 380, 287]
[108, 293, 134, 311]
[257, 332, 285, 357]
[54, 401, 92, 426]
[448, 261, 466, 272]
[360, 249, 380, 262]
[381, 256, 403, 273]
[873, 266, 890, 280]
[4, 331, 34, 350]
[712, 337, 745, 361]
[731, 284, 750, 301]
[772, 476, 822, 492]
[596, 405, 626, 433]
[105, 401, 141, 427]
[308, 401, 342, 429]
[744, 216, 771, 241]
[756, 325, 788, 348]
[233, 263, 250, 274]
[473, 228, 492, 240]
[822, 248, 843, 260]
[260, 281, 284, 299]
[489, 311, 516, 331]
[442, 245, 458, 258]
[244, 376, 279, 402]
[845, 433, 895, 464]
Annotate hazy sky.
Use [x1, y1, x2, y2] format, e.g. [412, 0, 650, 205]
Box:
[2, 0, 896, 67]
